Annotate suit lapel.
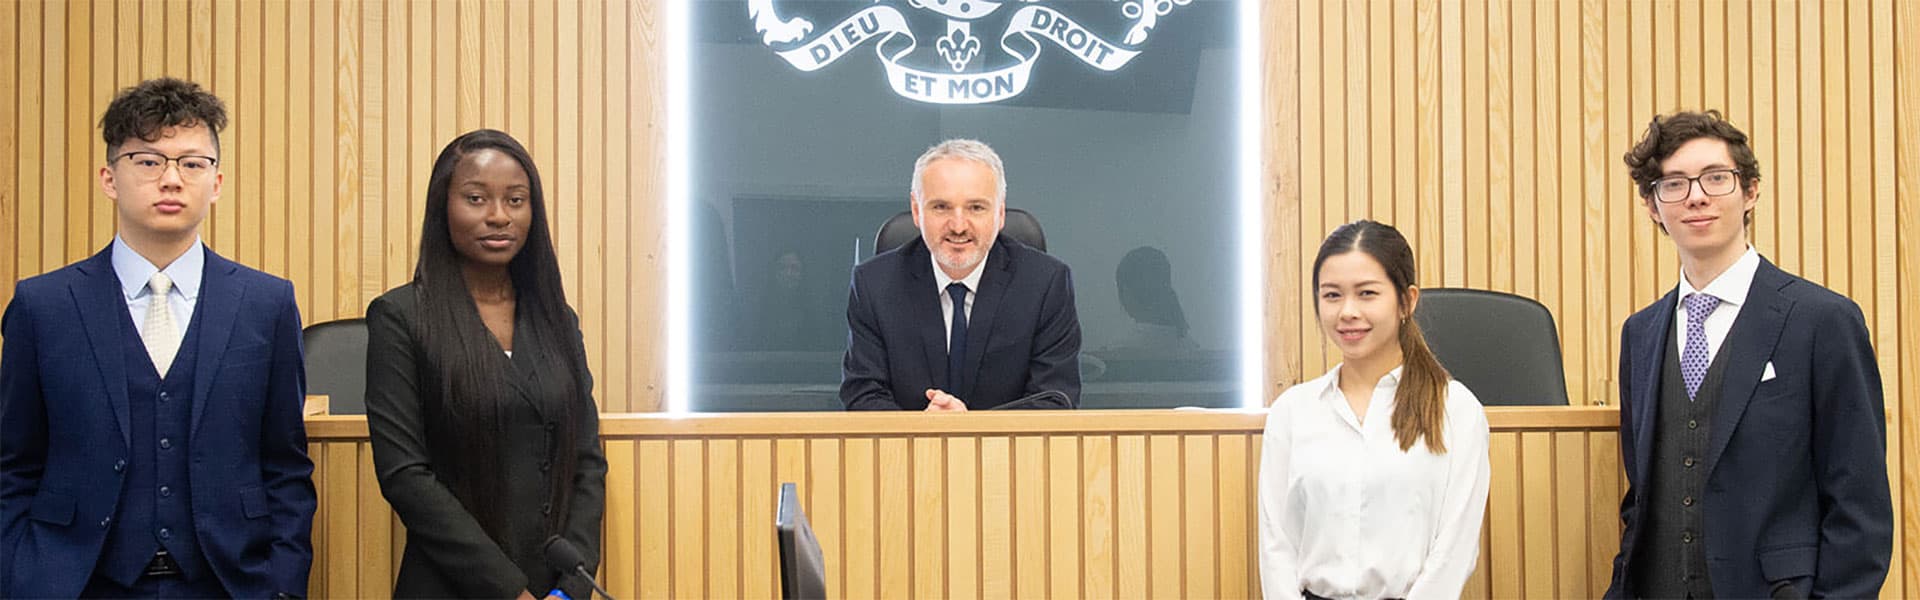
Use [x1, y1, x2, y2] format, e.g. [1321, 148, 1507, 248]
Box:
[73, 248, 133, 448]
[1630, 288, 1676, 481]
[507, 307, 550, 420]
[1703, 259, 1793, 477]
[906, 242, 949, 390]
[957, 242, 1014, 400]
[190, 248, 247, 438]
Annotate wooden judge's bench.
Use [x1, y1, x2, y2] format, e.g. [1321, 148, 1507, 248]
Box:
[302, 405, 1623, 599]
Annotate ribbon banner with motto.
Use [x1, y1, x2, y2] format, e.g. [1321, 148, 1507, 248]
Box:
[750, 0, 1188, 105]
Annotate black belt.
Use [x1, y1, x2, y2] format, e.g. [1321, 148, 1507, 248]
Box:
[143, 549, 183, 578]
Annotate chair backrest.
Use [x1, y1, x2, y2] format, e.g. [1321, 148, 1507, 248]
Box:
[776, 482, 828, 600]
[1411, 288, 1570, 406]
[302, 318, 369, 414]
[872, 207, 1047, 256]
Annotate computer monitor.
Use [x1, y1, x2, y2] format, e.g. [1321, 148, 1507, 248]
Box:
[776, 482, 827, 600]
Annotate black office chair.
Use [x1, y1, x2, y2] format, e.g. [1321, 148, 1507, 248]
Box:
[302, 318, 369, 414]
[775, 482, 827, 600]
[871, 207, 1047, 256]
[1412, 288, 1570, 406]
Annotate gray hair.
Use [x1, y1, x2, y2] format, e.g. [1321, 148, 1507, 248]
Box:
[910, 138, 1007, 205]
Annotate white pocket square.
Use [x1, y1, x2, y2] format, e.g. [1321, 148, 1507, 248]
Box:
[1761, 361, 1777, 382]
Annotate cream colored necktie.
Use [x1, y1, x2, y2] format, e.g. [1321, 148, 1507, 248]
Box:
[143, 272, 181, 377]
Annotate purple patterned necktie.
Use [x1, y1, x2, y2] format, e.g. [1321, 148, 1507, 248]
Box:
[1681, 292, 1722, 400]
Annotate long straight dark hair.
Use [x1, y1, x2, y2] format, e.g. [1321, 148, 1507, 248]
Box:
[412, 129, 583, 538]
[1312, 220, 1452, 453]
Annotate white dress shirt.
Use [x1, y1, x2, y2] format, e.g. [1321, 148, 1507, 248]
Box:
[112, 235, 205, 338]
[1258, 365, 1492, 600]
[1672, 247, 1761, 366]
[930, 248, 989, 353]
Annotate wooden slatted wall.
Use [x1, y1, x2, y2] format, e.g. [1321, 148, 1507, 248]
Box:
[1259, 2, 1918, 593]
[3, 0, 1917, 594]
[0, 0, 665, 412]
[303, 410, 1626, 599]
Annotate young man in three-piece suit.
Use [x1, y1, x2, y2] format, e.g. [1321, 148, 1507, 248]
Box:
[1605, 110, 1892, 599]
[1, 78, 316, 599]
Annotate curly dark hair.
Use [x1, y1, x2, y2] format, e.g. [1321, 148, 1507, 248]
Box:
[1622, 110, 1760, 230]
[99, 77, 228, 161]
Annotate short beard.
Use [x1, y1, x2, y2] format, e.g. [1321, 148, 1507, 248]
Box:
[936, 247, 983, 275]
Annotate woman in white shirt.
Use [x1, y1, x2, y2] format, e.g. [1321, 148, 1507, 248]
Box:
[1259, 220, 1492, 600]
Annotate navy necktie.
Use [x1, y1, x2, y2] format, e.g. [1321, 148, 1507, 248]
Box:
[947, 282, 969, 391]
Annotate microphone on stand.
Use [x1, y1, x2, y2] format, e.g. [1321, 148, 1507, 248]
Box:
[543, 536, 618, 600]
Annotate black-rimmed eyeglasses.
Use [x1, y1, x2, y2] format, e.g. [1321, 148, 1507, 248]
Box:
[113, 151, 219, 181]
[1645, 169, 1742, 204]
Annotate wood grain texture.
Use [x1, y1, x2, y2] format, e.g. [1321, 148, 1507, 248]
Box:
[303, 408, 1623, 598]
[0, 0, 666, 412]
[3, 1, 1914, 594]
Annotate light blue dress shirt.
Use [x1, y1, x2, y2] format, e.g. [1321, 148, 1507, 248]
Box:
[111, 235, 205, 338]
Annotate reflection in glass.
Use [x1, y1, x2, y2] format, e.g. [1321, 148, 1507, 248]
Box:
[691, 0, 1244, 410]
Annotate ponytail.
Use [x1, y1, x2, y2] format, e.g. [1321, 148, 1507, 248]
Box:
[1392, 314, 1451, 453]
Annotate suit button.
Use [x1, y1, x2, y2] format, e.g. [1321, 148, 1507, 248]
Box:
[541, 502, 552, 516]
[99, 517, 112, 529]
[1682, 496, 1694, 507]
[1687, 419, 1698, 430]
[159, 392, 169, 402]
[159, 437, 172, 450]
[1683, 457, 1696, 468]
[1682, 531, 1694, 543]
[159, 527, 171, 540]
[545, 422, 558, 433]
[540, 460, 552, 473]
[160, 486, 172, 498]
[114, 460, 127, 473]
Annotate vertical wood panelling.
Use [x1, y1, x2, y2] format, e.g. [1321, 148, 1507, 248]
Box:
[634, 439, 669, 599]
[0, 0, 666, 412]
[911, 436, 945, 599]
[739, 438, 776, 599]
[1011, 435, 1045, 597]
[1486, 432, 1522, 598]
[1115, 434, 1150, 598]
[600, 440, 637, 599]
[875, 437, 911, 599]
[1147, 434, 1182, 598]
[978, 436, 1012, 599]
[705, 439, 740, 599]
[304, 415, 1628, 599]
[1263, 9, 1914, 587]
[1896, 0, 1920, 593]
[1520, 432, 1558, 598]
[947, 437, 979, 599]
[0, 0, 16, 305]
[3, 1, 1917, 594]
[1048, 435, 1081, 599]
[840, 437, 875, 600]
[1081, 435, 1115, 599]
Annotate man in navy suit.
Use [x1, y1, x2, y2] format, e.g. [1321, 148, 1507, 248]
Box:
[1, 78, 316, 598]
[1605, 111, 1891, 599]
[841, 139, 1081, 411]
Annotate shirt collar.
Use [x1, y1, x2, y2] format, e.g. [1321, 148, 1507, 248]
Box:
[1315, 363, 1405, 398]
[1677, 246, 1760, 307]
[112, 235, 206, 301]
[930, 245, 991, 294]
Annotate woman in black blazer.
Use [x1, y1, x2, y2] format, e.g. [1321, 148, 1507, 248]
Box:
[366, 129, 606, 599]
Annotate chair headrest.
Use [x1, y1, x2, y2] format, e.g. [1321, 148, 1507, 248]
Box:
[872, 207, 1047, 256]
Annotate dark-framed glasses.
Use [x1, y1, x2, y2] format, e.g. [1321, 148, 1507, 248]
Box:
[114, 151, 219, 181]
[1647, 169, 1742, 204]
